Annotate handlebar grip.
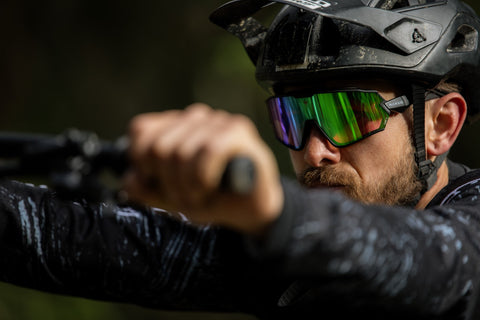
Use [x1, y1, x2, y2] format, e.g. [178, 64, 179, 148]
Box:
[220, 157, 256, 195]
[101, 140, 256, 195]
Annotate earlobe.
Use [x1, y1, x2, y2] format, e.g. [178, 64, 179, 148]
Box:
[426, 93, 467, 157]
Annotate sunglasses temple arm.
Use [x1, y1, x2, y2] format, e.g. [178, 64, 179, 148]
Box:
[381, 95, 411, 114]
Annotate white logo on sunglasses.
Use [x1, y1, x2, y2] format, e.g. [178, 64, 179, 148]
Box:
[283, 0, 332, 10]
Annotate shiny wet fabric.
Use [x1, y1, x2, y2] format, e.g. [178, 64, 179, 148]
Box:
[0, 161, 479, 319]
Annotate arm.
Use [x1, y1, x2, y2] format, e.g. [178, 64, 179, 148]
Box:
[122, 106, 480, 318]
[0, 179, 266, 312]
[248, 176, 480, 317]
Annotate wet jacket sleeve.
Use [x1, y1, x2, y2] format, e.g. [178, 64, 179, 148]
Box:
[248, 176, 480, 318]
[0, 179, 268, 312]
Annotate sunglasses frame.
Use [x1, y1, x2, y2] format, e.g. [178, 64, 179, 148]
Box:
[267, 89, 411, 150]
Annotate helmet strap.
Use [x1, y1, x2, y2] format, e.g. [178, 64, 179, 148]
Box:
[412, 84, 448, 194]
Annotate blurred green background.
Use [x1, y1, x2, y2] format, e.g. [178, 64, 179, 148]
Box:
[0, 0, 479, 319]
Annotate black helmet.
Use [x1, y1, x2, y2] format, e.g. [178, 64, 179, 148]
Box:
[210, 0, 480, 193]
[211, 0, 480, 117]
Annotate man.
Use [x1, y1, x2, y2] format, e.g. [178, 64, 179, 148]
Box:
[123, 0, 480, 318]
[1, 0, 480, 319]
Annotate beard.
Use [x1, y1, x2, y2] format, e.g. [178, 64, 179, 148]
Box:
[298, 147, 423, 206]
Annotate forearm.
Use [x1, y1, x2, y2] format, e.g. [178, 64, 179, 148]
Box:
[249, 177, 480, 314]
[0, 180, 252, 311]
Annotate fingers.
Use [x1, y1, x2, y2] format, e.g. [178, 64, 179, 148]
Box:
[126, 104, 240, 205]
[124, 103, 284, 235]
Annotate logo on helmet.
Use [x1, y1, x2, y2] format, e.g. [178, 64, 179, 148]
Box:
[284, 0, 332, 10]
[412, 28, 427, 43]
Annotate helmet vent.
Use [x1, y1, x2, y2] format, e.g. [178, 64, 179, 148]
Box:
[447, 25, 478, 53]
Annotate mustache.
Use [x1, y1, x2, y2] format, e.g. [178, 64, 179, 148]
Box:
[298, 166, 356, 189]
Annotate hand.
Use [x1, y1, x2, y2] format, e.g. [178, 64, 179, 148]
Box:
[123, 103, 284, 236]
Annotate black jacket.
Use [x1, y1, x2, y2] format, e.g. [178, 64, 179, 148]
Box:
[0, 161, 479, 319]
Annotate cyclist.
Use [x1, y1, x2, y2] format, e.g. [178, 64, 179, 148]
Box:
[2, 0, 480, 319]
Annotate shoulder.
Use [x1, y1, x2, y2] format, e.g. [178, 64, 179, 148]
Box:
[429, 167, 480, 206]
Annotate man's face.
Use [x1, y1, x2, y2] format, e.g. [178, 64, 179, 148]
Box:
[288, 83, 422, 206]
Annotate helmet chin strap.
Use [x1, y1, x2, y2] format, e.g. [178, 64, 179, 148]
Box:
[412, 84, 448, 195]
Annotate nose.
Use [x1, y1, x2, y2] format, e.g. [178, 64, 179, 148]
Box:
[303, 126, 341, 167]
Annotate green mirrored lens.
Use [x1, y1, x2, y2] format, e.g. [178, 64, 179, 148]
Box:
[267, 91, 389, 149]
[313, 91, 388, 146]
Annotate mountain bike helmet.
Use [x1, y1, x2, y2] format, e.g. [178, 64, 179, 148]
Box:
[210, 0, 480, 193]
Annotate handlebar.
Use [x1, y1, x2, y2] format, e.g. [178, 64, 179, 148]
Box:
[0, 129, 255, 202]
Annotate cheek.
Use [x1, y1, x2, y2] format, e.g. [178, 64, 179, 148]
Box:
[347, 144, 390, 180]
[350, 117, 411, 178]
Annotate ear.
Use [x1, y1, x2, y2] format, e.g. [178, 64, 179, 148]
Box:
[425, 92, 467, 157]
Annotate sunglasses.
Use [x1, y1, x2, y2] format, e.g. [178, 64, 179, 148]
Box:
[267, 89, 411, 150]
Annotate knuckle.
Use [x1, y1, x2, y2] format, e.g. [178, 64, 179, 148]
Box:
[185, 103, 212, 115]
[150, 138, 170, 161]
[128, 113, 150, 135]
[230, 114, 256, 132]
[128, 111, 176, 136]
